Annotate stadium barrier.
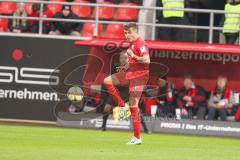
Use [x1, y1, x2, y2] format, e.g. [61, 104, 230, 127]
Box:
[57, 114, 240, 138]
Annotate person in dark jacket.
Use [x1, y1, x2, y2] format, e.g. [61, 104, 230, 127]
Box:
[49, 5, 81, 36]
[142, 75, 177, 117]
[177, 74, 206, 120]
[29, 3, 53, 34]
[156, 75, 177, 117]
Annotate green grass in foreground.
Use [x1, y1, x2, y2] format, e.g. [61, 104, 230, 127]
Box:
[0, 124, 240, 160]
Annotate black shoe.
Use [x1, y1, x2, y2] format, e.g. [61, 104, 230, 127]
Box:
[102, 127, 106, 131]
[144, 129, 151, 134]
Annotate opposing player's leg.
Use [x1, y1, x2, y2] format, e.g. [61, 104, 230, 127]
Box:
[104, 73, 125, 107]
[101, 104, 113, 131]
[104, 72, 129, 123]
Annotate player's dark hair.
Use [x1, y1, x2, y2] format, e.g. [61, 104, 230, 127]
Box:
[217, 75, 227, 81]
[184, 74, 193, 80]
[124, 22, 137, 31]
[32, 3, 40, 12]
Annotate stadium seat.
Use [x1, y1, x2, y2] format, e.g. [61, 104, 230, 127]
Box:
[104, 24, 125, 39]
[92, 2, 114, 20]
[71, 0, 91, 18]
[0, 2, 17, 15]
[0, 18, 8, 32]
[114, 2, 138, 21]
[81, 22, 103, 37]
[24, 2, 34, 15]
[48, 0, 65, 15]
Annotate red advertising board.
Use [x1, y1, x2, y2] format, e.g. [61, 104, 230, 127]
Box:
[75, 38, 240, 92]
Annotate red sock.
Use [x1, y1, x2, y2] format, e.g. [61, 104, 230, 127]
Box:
[130, 107, 141, 139]
[104, 83, 124, 107]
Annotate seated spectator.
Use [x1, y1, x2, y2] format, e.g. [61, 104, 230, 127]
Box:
[49, 5, 81, 36]
[9, 2, 28, 33]
[177, 75, 206, 120]
[235, 105, 240, 121]
[157, 75, 177, 117]
[207, 75, 234, 121]
[141, 83, 159, 117]
[142, 75, 177, 117]
[29, 3, 53, 34]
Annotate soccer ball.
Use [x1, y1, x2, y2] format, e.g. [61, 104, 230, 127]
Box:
[67, 86, 84, 103]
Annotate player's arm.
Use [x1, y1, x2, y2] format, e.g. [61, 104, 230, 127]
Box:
[127, 49, 150, 64]
[134, 54, 150, 64]
[116, 63, 129, 72]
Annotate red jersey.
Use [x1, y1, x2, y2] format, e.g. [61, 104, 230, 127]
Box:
[128, 37, 149, 72]
[29, 10, 53, 27]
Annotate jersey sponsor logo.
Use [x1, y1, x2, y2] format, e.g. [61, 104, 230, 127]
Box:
[140, 46, 147, 54]
[0, 66, 60, 85]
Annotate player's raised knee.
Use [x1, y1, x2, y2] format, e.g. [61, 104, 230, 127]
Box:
[103, 76, 112, 84]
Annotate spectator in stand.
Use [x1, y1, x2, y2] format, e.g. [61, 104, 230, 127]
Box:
[29, 3, 53, 34]
[156, 75, 177, 117]
[177, 75, 206, 120]
[9, 2, 28, 33]
[156, 0, 194, 41]
[235, 105, 240, 121]
[142, 75, 177, 117]
[207, 75, 234, 121]
[221, 0, 240, 44]
[49, 5, 81, 36]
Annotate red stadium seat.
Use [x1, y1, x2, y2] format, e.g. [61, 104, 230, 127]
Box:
[71, 0, 91, 18]
[0, 2, 17, 15]
[114, 2, 138, 21]
[48, 0, 65, 15]
[0, 18, 8, 32]
[81, 22, 103, 37]
[92, 2, 114, 20]
[24, 2, 34, 15]
[104, 24, 125, 39]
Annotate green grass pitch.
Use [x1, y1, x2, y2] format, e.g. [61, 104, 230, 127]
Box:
[0, 124, 240, 160]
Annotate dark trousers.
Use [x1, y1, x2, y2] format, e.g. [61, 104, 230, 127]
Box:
[182, 107, 206, 120]
[31, 24, 50, 34]
[224, 33, 239, 44]
[157, 103, 176, 118]
[157, 17, 194, 42]
[207, 107, 228, 121]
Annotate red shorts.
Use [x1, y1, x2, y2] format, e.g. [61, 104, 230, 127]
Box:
[114, 70, 149, 99]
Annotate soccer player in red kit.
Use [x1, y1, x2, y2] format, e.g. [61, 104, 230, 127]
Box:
[104, 23, 150, 145]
